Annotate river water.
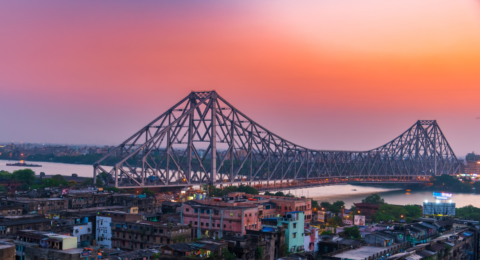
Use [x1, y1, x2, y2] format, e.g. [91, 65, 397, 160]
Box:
[1, 159, 479, 208]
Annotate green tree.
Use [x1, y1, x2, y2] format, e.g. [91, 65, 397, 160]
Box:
[343, 225, 361, 239]
[311, 200, 320, 211]
[141, 188, 155, 196]
[222, 248, 236, 260]
[321, 230, 334, 235]
[255, 247, 264, 260]
[327, 216, 343, 226]
[362, 193, 385, 204]
[12, 169, 36, 185]
[0, 170, 13, 180]
[0, 185, 6, 193]
[82, 178, 94, 185]
[264, 191, 275, 196]
[274, 191, 285, 196]
[456, 205, 480, 221]
[432, 174, 471, 192]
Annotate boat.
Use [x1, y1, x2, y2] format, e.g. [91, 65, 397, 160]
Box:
[6, 160, 42, 167]
[352, 189, 357, 191]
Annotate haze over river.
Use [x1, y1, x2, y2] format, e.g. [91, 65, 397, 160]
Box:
[1, 159, 479, 208]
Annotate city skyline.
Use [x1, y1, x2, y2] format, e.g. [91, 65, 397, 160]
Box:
[1, 0, 480, 156]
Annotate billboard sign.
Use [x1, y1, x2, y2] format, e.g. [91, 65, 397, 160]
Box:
[317, 211, 325, 222]
[354, 215, 365, 226]
[433, 192, 453, 199]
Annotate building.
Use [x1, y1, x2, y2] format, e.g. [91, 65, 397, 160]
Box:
[15, 230, 78, 250]
[222, 234, 269, 260]
[24, 246, 101, 260]
[162, 238, 227, 258]
[317, 235, 363, 256]
[0, 239, 15, 260]
[0, 215, 51, 236]
[183, 200, 261, 238]
[0, 205, 23, 216]
[247, 227, 287, 260]
[65, 192, 112, 209]
[353, 203, 380, 217]
[304, 227, 319, 253]
[261, 211, 305, 254]
[111, 220, 191, 250]
[4, 198, 69, 214]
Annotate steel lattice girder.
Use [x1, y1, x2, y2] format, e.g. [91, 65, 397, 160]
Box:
[93, 91, 460, 188]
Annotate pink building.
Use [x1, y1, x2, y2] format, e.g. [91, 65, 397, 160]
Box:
[182, 200, 261, 238]
[227, 192, 313, 221]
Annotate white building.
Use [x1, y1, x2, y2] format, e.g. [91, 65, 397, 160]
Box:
[96, 216, 112, 248]
[304, 227, 319, 252]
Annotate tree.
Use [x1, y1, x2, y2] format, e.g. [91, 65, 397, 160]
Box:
[222, 248, 236, 260]
[362, 193, 385, 204]
[327, 216, 343, 226]
[82, 178, 94, 186]
[311, 200, 320, 211]
[321, 230, 334, 235]
[265, 191, 275, 196]
[141, 188, 155, 197]
[0, 185, 6, 193]
[456, 205, 480, 221]
[255, 247, 264, 260]
[432, 174, 471, 192]
[274, 191, 285, 196]
[343, 226, 361, 239]
[12, 169, 36, 185]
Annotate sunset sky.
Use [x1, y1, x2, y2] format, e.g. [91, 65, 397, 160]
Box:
[0, 0, 479, 156]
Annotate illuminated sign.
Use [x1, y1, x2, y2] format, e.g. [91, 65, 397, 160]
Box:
[433, 192, 453, 198]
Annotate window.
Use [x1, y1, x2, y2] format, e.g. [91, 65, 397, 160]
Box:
[201, 209, 205, 214]
[224, 224, 226, 228]
[186, 208, 189, 212]
[245, 214, 247, 217]
[217, 224, 220, 227]
[194, 209, 198, 213]
[206, 223, 209, 227]
[189, 221, 192, 225]
[284, 206, 287, 210]
[296, 206, 299, 211]
[293, 223, 296, 228]
[249, 213, 252, 217]
[293, 233, 296, 238]
[201, 222, 204, 226]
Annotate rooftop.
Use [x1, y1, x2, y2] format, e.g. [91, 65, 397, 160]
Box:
[332, 245, 399, 259]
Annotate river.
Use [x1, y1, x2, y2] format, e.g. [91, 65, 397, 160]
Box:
[1, 159, 479, 207]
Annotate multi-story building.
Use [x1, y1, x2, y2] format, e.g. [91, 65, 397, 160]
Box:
[0, 239, 15, 260]
[102, 209, 191, 251]
[261, 211, 305, 254]
[246, 227, 287, 260]
[227, 192, 313, 221]
[4, 198, 69, 214]
[183, 200, 261, 238]
[304, 226, 319, 253]
[0, 205, 23, 216]
[65, 192, 112, 209]
[111, 194, 160, 214]
[0, 215, 51, 236]
[222, 234, 269, 260]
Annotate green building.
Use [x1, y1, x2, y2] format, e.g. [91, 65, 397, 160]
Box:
[261, 211, 305, 253]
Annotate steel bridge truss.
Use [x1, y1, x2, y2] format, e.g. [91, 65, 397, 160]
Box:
[94, 91, 459, 188]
